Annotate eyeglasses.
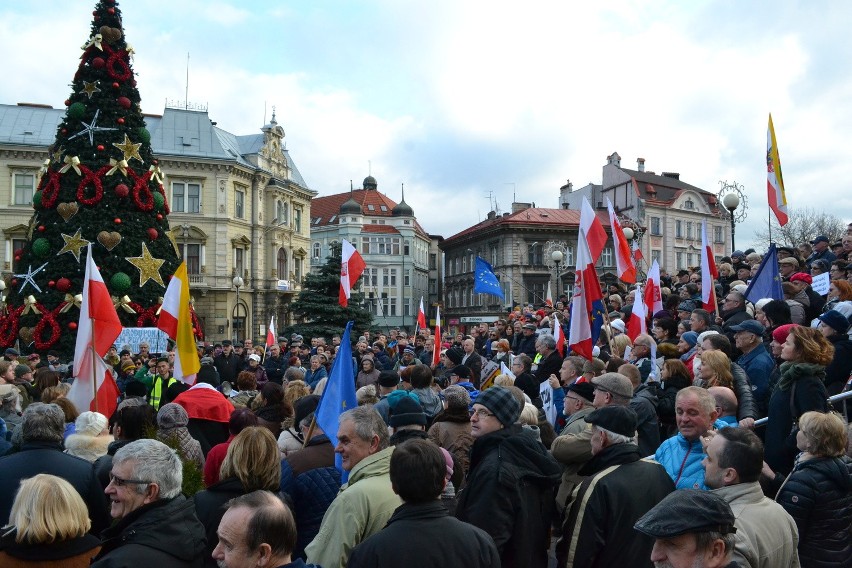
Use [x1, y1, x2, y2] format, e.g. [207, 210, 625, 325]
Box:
[564, 395, 584, 403]
[472, 408, 496, 419]
[109, 473, 150, 487]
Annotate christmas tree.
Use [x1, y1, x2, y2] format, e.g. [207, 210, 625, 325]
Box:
[0, 0, 202, 357]
[289, 242, 373, 340]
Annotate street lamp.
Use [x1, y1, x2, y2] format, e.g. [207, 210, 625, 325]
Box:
[232, 275, 244, 342]
[551, 249, 563, 300]
[717, 180, 748, 254]
[722, 192, 740, 252]
[622, 227, 634, 241]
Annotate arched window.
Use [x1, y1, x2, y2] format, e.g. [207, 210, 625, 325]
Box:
[277, 248, 288, 278]
[312, 242, 321, 260]
[277, 201, 289, 224]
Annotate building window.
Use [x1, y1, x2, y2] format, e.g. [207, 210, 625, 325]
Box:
[183, 244, 201, 274]
[686, 222, 693, 240]
[527, 282, 546, 305]
[650, 217, 662, 236]
[462, 255, 468, 273]
[294, 258, 302, 282]
[172, 182, 201, 213]
[11, 238, 27, 257]
[404, 300, 411, 317]
[564, 246, 574, 266]
[382, 268, 397, 287]
[382, 296, 397, 316]
[429, 278, 437, 294]
[675, 220, 683, 238]
[404, 242, 410, 255]
[687, 253, 695, 267]
[651, 250, 661, 265]
[455, 258, 460, 275]
[676, 252, 685, 270]
[294, 208, 302, 233]
[362, 237, 401, 255]
[404, 269, 410, 287]
[13, 173, 35, 205]
[277, 201, 289, 224]
[714, 226, 724, 243]
[312, 242, 321, 260]
[684, 198, 694, 210]
[429, 253, 437, 270]
[277, 248, 287, 278]
[235, 189, 244, 219]
[528, 243, 543, 266]
[234, 247, 244, 277]
[598, 247, 614, 267]
[490, 246, 498, 266]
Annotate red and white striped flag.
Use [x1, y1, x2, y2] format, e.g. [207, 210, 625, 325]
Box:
[417, 297, 427, 330]
[431, 305, 442, 367]
[606, 198, 637, 283]
[643, 259, 664, 317]
[632, 239, 644, 262]
[627, 283, 648, 341]
[580, 197, 608, 263]
[266, 316, 276, 348]
[701, 219, 718, 313]
[553, 315, 565, 357]
[339, 239, 366, 307]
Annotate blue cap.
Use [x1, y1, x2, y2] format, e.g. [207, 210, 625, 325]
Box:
[729, 320, 765, 336]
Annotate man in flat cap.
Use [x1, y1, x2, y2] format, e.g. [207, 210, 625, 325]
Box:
[455, 386, 560, 568]
[556, 406, 675, 568]
[634, 489, 741, 568]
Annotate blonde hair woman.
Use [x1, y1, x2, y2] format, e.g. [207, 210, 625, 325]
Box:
[0, 474, 101, 567]
[612, 334, 633, 359]
[697, 350, 733, 389]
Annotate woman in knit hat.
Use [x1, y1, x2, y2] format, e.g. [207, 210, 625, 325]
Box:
[156, 402, 204, 470]
[816, 309, 852, 394]
[428, 385, 473, 477]
[65, 411, 112, 463]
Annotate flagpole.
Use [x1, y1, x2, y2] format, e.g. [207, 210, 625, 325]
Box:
[90, 317, 98, 413]
[302, 414, 317, 449]
[768, 208, 773, 245]
[600, 309, 618, 355]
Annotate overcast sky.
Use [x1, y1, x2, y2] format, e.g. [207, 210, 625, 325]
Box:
[2, 1, 850, 253]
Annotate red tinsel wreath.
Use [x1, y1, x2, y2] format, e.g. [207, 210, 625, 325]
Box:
[77, 165, 105, 206]
[132, 170, 155, 211]
[190, 306, 204, 340]
[40, 170, 62, 209]
[104, 44, 132, 82]
[33, 305, 61, 350]
[136, 303, 159, 327]
[0, 306, 23, 348]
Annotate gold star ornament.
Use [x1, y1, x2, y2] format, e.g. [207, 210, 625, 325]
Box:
[81, 81, 101, 99]
[113, 134, 143, 163]
[58, 229, 91, 262]
[126, 243, 166, 287]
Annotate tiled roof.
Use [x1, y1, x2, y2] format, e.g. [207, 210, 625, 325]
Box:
[362, 224, 400, 234]
[618, 168, 717, 207]
[311, 188, 429, 237]
[443, 207, 611, 245]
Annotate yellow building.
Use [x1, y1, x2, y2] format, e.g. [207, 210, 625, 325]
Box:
[0, 102, 316, 343]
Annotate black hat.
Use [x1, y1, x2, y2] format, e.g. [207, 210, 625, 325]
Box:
[584, 406, 638, 438]
[634, 489, 737, 538]
[449, 365, 471, 380]
[677, 300, 698, 313]
[677, 270, 690, 277]
[222, 340, 232, 346]
[378, 371, 400, 388]
[522, 323, 537, 330]
[818, 310, 851, 335]
[4, 348, 19, 357]
[566, 381, 595, 403]
[445, 347, 463, 365]
[293, 394, 321, 428]
[476, 386, 521, 426]
[124, 380, 148, 398]
[389, 396, 426, 427]
[119, 349, 131, 357]
[810, 235, 829, 245]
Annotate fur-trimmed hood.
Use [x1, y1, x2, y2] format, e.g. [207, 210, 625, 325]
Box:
[64, 433, 113, 463]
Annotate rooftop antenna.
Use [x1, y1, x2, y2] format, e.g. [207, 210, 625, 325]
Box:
[350, 180, 353, 193]
[270, 105, 277, 123]
[185, 53, 189, 110]
[263, 100, 266, 125]
[368, 160, 372, 175]
[401, 182, 405, 202]
[504, 182, 516, 202]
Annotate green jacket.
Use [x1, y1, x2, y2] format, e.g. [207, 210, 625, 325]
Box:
[305, 446, 401, 568]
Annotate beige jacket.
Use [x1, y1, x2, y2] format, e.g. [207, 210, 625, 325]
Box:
[550, 406, 595, 513]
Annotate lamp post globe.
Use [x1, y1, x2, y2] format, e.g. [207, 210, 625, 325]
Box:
[622, 227, 634, 241]
[722, 193, 740, 252]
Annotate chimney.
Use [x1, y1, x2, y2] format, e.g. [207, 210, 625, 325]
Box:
[662, 172, 680, 180]
[487, 211, 496, 220]
[607, 152, 621, 167]
[511, 202, 533, 213]
[559, 179, 573, 193]
[637, 158, 645, 172]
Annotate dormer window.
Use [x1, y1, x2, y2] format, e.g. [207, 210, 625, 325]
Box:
[684, 198, 694, 210]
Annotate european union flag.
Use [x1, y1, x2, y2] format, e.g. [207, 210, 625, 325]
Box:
[474, 257, 505, 300]
[744, 244, 784, 303]
[315, 321, 357, 475]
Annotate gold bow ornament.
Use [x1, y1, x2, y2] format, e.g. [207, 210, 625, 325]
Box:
[106, 158, 129, 177]
[59, 293, 83, 314]
[22, 295, 40, 315]
[59, 156, 82, 176]
[112, 295, 137, 314]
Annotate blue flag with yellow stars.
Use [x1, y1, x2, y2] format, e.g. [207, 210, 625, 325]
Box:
[315, 320, 358, 476]
[474, 256, 505, 300]
[744, 244, 783, 303]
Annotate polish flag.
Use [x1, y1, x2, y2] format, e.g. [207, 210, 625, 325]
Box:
[431, 305, 442, 367]
[417, 297, 427, 330]
[632, 239, 644, 262]
[266, 316, 276, 348]
[626, 282, 648, 341]
[701, 219, 718, 313]
[339, 239, 366, 307]
[157, 261, 200, 385]
[643, 259, 664, 317]
[569, 204, 606, 361]
[545, 280, 553, 307]
[553, 315, 565, 357]
[69, 244, 122, 415]
[606, 198, 637, 283]
[580, 197, 608, 263]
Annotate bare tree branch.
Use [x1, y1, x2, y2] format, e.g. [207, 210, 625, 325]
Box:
[752, 207, 846, 251]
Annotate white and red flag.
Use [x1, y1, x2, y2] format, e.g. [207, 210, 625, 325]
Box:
[580, 197, 608, 262]
[701, 219, 719, 313]
[266, 316, 276, 348]
[606, 198, 637, 283]
[157, 261, 201, 385]
[569, 199, 607, 360]
[643, 259, 664, 317]
[632, 239, 644, 262]
[339, 239, 366, 307]
[69, 244, 122, 416]
[417, 297, 427, 330]
[626, 282, 648, 342]
[553, 315, 565, 357]
[431, 305, 442, 367]
[767, 114, 789, 226]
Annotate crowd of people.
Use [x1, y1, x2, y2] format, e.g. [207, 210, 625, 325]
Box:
[0, 232, 851, 567]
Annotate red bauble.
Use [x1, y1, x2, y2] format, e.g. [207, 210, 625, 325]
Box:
[114, 218, 121, 224]
[61, 128, 68, 134]
[156, 213, 163, 220]
[117, 117, 125, 124]
[97, 144, 105, 151]
[152, 160, 158, 165]
[108, 7, 115, 14]
[112, 82, 120, 89]
[117, 96, 131, 109]
[38, 225, 45, 232]
[92, 57, 105, 69]
[92, 10, 97, 15]
[13, 256, 20, 263]
[64, 99, 71, 106]
[68, 322, 78, 331]
[11, 279, 17, 286]
[131, 80, 137, 87]
[48, 280, 56, 288]
[56, 277, 72, 292]
[147, 228, 158, 240]
[115, 183, 129, 197]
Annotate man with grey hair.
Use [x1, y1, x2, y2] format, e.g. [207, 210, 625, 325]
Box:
[557, 406, 674, 568]
[0, 402, 110, 534]
[92, 438, 206, 567]
[306, 405, 401, 568]
[533, 333, 563, 382]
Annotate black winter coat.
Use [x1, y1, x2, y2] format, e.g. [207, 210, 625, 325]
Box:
[213, 352, 240, 385]
[193, 477, 247, 568]
[513, 333, 537, 358]
[263, 354, 288, 384]
[0, 442, 110, 535]
[630, 384, 661, 456]
[456, 425, 560, 568]
[730, 362, 758, 420]
[824, 334, 852, 395]
[777, 456, 852, 568]
[347, 502, 500, 568]
[557, 443, 675, 568]
[92, 496, 206, 568]
[534, 350, 564, 383]
[94, 439, 134, 489]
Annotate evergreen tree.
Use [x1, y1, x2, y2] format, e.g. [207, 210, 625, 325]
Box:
[289, 242, 372, 339]
[0, 0, 201, 357]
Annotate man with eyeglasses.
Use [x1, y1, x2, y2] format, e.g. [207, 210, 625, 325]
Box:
[719, 291, 751, 344]
[93, 438, 206, 566]
[628, 334, 655, 383]
[456, 387, 560, 568]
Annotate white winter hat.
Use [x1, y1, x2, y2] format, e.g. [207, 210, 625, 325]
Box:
[248, 354, 261, 363]
[75, 411, 108, 437]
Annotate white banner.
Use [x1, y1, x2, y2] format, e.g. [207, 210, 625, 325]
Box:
[115, 327, 169, 354]
[811, 272, 830, 296]
[539, 380, 556, 425]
